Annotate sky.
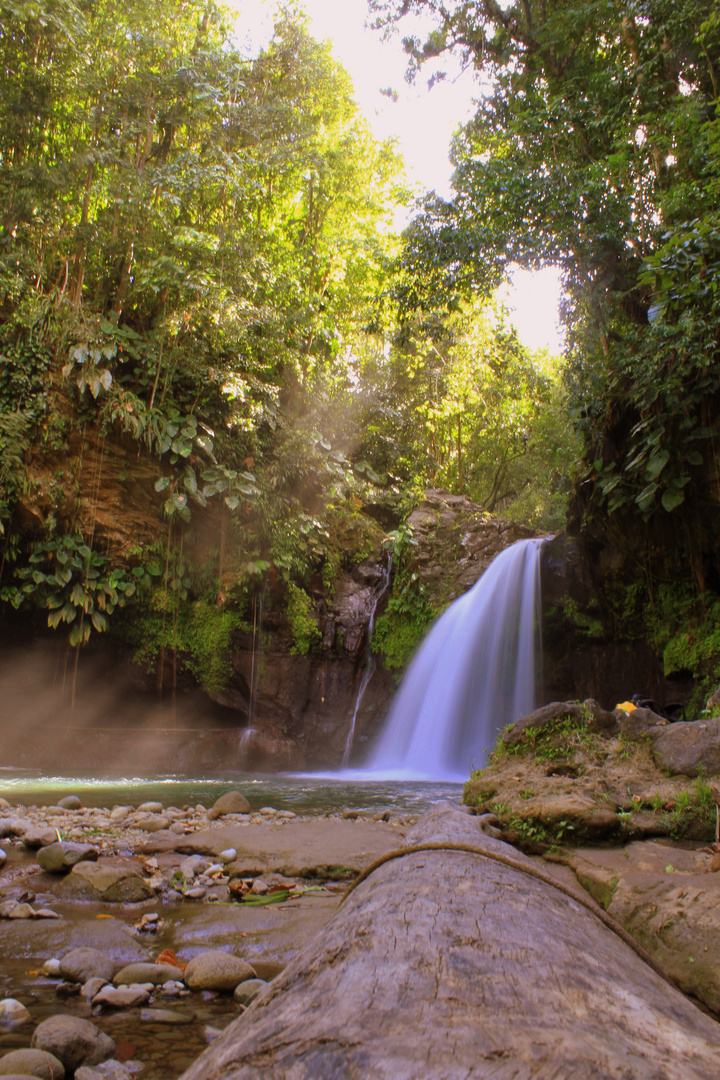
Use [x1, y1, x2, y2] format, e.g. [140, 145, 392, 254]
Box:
[232, 0, 564, 353]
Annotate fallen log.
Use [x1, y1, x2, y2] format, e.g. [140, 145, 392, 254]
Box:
[181, 804, 720, 1080]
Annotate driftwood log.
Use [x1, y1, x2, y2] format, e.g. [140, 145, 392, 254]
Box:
[181, 805, 720, 1080]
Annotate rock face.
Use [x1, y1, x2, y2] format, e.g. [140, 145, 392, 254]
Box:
[401, 489, 535, 606]
[540, 531, 693, 709]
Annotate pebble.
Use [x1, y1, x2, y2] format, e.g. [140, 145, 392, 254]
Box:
[136, 803, 163, 814]
[233, 979, 267, 1006]
[218, 849, 237, 863]
[43, 959, 62, 977]
[92, 986, 151, 1009]
[0, 847, 6, 869]
[58, 797, 82, 811]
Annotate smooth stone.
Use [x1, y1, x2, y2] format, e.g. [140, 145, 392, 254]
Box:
[43, 960, 62, 977]
[179, 856, 209, 879]
[31, 1017, 115, 1071]
[0, 1049, 65, 1080]
[250, 879, 268, 895]
[33, 909, 61, 920]
[22, 828, 57, 850]
[57, 797, 82, 811]
[207, 792, 251, 820]
[184, 887, 207, 899]
[0, 901, 18, 918]
[8, 904, 34, 920]
[76, 1062, 131, 1080]
[113, 964, 183, 986]
[61, 862, 153, 903]
[0, 1000, 32, 1025]
[81, 978, 108, 1000]
[233, 979, 267, 1006]
[0, 819, 27, 838]
[109, 808, 131, 822]
[59, 947, 115, 984]
[136, 803, 163, 814]
[133, 818, 170, 833]
[218, 849, 237, 864]
[139, 1009, 194, 1025]
[0, 797, 10, 809]
[0, 848, 6, 869]
[92, 986, 150, 1008]
[37, 842, 99, 874]
[184, 950, 255, 992]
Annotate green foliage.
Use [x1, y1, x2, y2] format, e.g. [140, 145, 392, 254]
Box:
[358, 299, 579, 530]
[561, 598, 605, 640]
[184, 600, 238, 694]
[1, 535, 135, 645]
[644, 584, 720, 713]
[371, 0, 720, 564]
[286, 583, 322, 656]
[372, 569, 436, 669]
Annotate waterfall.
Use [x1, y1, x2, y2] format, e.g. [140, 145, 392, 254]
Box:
[367, 537, 543, 780]
[341, 559, 392, 768]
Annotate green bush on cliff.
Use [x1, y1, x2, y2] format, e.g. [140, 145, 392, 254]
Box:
[372, 572, 436, 669]
[286, 584, 322, 655]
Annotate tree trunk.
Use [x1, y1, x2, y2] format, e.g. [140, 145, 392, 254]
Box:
[180, 805, 720, 1080]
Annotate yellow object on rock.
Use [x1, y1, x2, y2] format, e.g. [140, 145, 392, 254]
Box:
[616, 701, 637, 713]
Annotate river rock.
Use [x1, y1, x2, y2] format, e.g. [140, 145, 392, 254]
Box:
[0, 1049, 66, 1080]
[76, 1062, 131, 1080]
[183, 951, 255, 992]
[61, 861, 154, 903]
[92, 986, 150, 1008]
[207, 792, 251, 820]
[8, 903, 35, 919]
[137, 803, 163, 814]
[22, 827, 58, 850]
[59, 948, 115, 984]
[179, 856, 208, 880]
[31, 1017, 115, 1071]
[650, 719, 720, 777]
[0, 999, 31, 1025]
[140, 1008, 195, 1024]
[233, 979, 266, 1006]
[113, 964, 184, 986]
[81, 978, 108, 1000]
[37, 842, 100, 874]
[57, 796, 82, 811]
[0, 847, 6, 869]
[109, 807, 131, 822]
[0, 818, 27, 838]
[133, 818, 170, 833]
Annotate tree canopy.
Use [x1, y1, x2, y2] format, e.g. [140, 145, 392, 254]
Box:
[371, 0, 720, 585]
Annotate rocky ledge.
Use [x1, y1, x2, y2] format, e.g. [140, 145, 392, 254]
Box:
[464, 700, 720, 1013]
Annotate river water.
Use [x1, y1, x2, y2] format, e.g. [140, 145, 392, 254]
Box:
[0, 770, 464, 814]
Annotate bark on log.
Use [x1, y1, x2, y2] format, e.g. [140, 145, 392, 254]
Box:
[180, 804, 720, 1080]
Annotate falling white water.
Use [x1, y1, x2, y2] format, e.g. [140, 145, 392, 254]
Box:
[367, 537, 543, 780]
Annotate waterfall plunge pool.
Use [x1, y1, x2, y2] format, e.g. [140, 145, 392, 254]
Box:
[0, 770, 464, 814]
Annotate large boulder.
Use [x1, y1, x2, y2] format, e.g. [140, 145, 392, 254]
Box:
[31, 1017, 115, 1072]
[650, 719, 720, 777]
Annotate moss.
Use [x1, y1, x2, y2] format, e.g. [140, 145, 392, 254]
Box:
[286, 583, 322, 656]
